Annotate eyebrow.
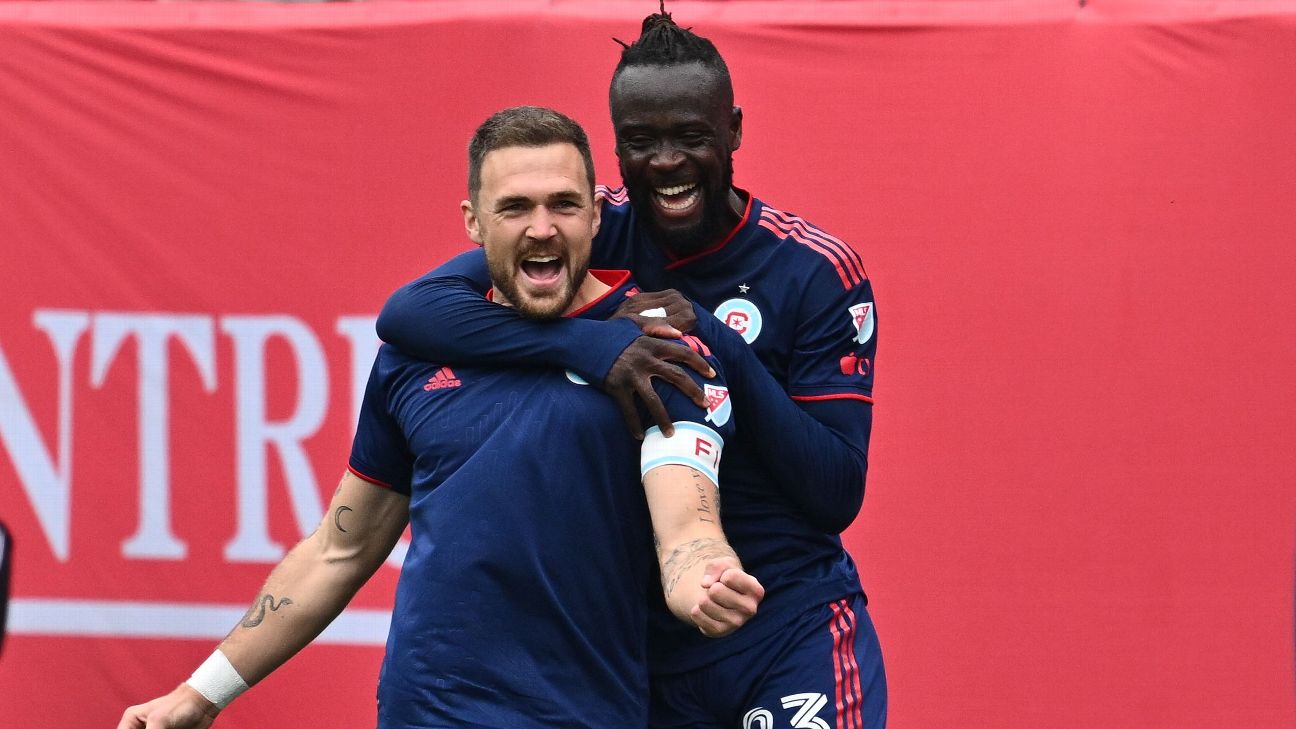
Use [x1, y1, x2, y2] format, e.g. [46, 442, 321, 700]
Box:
[492, 190, 586, 210]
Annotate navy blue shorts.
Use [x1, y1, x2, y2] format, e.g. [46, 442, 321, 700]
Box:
[650, 594, 886, 729]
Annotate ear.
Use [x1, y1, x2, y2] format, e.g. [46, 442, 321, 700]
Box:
[730, 105, 744, 152]
[462, 199, 483, 246]
[591, 193, 602, 237]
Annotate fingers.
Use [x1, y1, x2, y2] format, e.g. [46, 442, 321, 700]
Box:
[606, 338, 711, 412]
[612, 289, 698, 335]
[650, 363, 707, 409]
[690, 565, 764, 638]
[116, 707, 146, 729]
[717, 568, 766, 603]
[637, 319, 684, 339]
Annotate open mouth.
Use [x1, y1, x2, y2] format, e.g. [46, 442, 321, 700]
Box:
[653, 183, 701, 216]
[520, 254, 564, 286]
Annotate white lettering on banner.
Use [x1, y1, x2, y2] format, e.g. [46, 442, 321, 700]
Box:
[221, 316, 329, 563]
[91, 314, 218, 559]
[0, 311, 89, 561]
[336, 316, 381, 429]
[0, 309, 398, 567]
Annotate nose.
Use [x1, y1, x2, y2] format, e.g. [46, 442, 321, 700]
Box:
[649, 141, 684, 171]
[526, 208, 558, 240]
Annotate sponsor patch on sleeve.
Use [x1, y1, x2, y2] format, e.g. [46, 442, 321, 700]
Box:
[849, 302, 875, 344]
[703, 384, 731, 426]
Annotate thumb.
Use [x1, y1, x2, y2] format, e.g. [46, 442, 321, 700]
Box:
[700, 559, 734, 589]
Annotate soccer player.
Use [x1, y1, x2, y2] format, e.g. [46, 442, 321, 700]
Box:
[375, 10, 887, 729]
[117, 106, 763, 729]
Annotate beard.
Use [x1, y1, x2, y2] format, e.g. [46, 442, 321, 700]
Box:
[626, 158, 737, 258]
[485, 243, 589, 320]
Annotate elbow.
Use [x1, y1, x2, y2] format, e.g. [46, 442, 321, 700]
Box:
[808, 469, 867, 535]
[374, 292, 408, 344]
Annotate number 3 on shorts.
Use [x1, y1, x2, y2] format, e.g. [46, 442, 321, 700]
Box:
[742, 692, 830, 729]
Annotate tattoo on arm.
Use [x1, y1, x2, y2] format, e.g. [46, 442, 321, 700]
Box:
[241, 594, 294, 628]
[660, 538, 735, 597]
[334, 505, 353, 533]
[692, 471, 717, 523]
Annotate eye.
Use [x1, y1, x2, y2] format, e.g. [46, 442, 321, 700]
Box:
[679, 132, 707, 147]
[621, 136, 655, 152]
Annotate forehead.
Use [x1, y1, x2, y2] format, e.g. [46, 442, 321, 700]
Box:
[610, 63, 729, 126]
[478, 143, 589, 198]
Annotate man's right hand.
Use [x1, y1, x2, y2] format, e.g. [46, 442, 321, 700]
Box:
[117, 684, 219, 729]
[610, 288, 699, 338]
[606, 336, 715, 439]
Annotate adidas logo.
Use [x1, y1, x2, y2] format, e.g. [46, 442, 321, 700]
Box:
[423, 366, 462, 390]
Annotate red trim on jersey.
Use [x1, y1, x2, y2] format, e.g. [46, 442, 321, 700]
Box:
[680, 334, 712, 356]
[830, 599, 865, 729]
[664, 192, 754, 269]
[347, 464, 395, 490]
[792, 393, 875, 404]
[597, 184, 629, 206]
[757, 218, 856, 289]
[761, 207, 869, 285]
[757, 211, 867, 290]
[566, 269, 632, 317]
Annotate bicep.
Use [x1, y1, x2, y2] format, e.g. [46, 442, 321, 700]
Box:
[318, 472, 410, 565]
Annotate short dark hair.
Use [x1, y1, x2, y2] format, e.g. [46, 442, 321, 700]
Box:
[611, 3, 732, 97]
[467, 106, 596, 204]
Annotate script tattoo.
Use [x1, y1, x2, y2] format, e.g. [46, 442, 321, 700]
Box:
[693, 471, 717, 523]
[241, 594, 294, 628]
[334, 505, 353, 533]
[661, 538, 735, 597]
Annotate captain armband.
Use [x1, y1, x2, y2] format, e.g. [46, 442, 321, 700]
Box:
[185, 649, 249, 709]
[640, 422, 725, 485]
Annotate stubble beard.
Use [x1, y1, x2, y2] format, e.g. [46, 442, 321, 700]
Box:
[627, 158, 737, 258]
[486, 245, 589, 320]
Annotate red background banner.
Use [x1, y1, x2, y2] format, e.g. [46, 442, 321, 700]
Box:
[1, 2, 1293, 726]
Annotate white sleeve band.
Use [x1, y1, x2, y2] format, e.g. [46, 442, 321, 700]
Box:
[641, 422, 724, 485]
[185, 649, 249, 709]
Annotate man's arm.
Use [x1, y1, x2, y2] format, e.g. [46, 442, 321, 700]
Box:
[376, 252, 711, 436]
[117, 472, 409, 729]
[643, 461, 764, 637]
[691, 306, 871, 534]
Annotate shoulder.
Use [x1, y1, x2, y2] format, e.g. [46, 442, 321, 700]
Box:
[597, 184, 631, 209]
[750, 198, 870, 293]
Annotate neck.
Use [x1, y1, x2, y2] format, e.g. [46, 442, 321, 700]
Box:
[562, 272, 611, 315]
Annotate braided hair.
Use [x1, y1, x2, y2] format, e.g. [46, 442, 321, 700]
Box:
[612, 2, 732, 93]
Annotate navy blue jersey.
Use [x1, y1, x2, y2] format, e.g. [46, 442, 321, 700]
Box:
[375, 190, 877, 675]
[350, 271, 736, 728]
[591, 187, 876, 673]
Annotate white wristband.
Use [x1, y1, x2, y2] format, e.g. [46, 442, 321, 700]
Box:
[185, 649, 249, 709]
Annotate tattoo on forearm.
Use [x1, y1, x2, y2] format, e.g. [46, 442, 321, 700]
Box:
[692, 471, 717, 523]
[241, 594, 294, 628]
[334, 505, 353, 533]
[660, 538, 735, 597]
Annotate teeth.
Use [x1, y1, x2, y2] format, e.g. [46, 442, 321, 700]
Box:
[658, 189, 699, 211]
[525, 255, 559, 263]
[655, 183, 696, 197]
